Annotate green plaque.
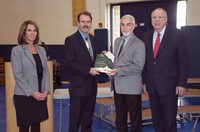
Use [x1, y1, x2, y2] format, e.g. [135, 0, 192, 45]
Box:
[94, 53, 113, 69]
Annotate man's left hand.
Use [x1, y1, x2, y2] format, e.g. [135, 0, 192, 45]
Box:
[176, 86, 185, 96]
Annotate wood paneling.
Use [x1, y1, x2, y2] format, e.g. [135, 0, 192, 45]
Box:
[0, 57, 4, 85]
[72, 0, 85, 26]
[5, 61, 54, 132]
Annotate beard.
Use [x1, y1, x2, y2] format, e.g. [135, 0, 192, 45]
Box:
[121, 30, 133, 37]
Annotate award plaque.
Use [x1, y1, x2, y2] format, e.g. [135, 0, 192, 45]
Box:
[94, 53, 113, 73]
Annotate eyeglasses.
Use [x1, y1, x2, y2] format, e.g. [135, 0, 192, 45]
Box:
[152, 16, 166, 20]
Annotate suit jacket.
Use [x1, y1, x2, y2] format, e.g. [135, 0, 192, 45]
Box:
[63, 30, 98, 97]
[111, 34, 146, 95]
[11, 44, 50, 97]
[142, 26, 188, 96]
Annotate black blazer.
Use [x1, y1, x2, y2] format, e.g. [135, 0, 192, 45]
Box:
[63, 30, 98, 96]
[142, 26, 188, 96]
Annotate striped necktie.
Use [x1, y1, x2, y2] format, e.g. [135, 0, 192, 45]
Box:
[153, 33, 160, 58]
[85, 37, 92, 57]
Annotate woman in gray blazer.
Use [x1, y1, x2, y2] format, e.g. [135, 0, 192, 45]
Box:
[11, 20, 50, 132]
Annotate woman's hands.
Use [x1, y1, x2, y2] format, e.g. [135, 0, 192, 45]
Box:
[32, 91, 48, 101]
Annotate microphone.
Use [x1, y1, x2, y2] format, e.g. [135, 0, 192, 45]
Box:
[40, 40, 50, 59]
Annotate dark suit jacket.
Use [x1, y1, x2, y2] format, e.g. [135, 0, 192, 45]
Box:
[142, 26, 188, 96]
[63, 30, 98, 97]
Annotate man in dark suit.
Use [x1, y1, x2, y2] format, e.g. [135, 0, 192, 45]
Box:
[63, 11, 100, 132]
[142, 8, 188, 132]
[108, 14, 145, 132]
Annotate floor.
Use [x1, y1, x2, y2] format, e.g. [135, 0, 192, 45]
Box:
[1, 85, 200, 132]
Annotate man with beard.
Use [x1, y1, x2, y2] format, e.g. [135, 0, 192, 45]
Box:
[108, 14, 145, 132]
[63, 11, 100, 132]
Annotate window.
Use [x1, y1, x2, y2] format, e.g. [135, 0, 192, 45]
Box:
[111, 5, 120, 52]
[176, 0, 186, 29]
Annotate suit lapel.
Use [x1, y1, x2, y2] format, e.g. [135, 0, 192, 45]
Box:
[121, 35, 135, 56]
[22, 44, 36, 67]
[89, 34, 96, 59]
[36, 46, 45, 67]
[147, 31, 154, 60]
[76, 31, 93, 61]
[118, 37, 131, 58]
[114, 38, 122, 58]
[114, 35, 138, 65]
[155, 27, 169, 59]
[117, 34, 136, 58]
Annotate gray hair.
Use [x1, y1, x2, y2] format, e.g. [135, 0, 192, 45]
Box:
[151, 8, 168, 18]
[120, 14, 136, 24]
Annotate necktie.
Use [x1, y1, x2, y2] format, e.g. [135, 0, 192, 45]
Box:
[85, 37, 92, 57]
[118, 39, 125, 57]
[153, 33, 160, 58]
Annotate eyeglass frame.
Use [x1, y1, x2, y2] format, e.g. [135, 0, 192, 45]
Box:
[151, 16, 167, 20]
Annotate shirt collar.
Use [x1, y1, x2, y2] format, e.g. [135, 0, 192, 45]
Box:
[154, 26, 166, 37]
[79, 30, 90, 40]
[123, 33, 133, 42]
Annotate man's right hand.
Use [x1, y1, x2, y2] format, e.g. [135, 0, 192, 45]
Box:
[89, 68, 100, 76]
[142, 84, 148, 94]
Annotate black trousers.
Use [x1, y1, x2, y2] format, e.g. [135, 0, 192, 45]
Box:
[19, 122, 40, 132]
[114, 91, 142, 132]
[69, 93, 96, 132]
[149, 90, 178, 132]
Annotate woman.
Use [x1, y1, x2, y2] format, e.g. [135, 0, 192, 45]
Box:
[11, 20, 50, 132]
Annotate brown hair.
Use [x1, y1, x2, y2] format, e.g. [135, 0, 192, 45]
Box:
[77, 11, 92, 23]
[18, 20, 40, 45]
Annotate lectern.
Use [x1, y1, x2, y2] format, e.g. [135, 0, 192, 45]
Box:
[5, 61, 54, 132]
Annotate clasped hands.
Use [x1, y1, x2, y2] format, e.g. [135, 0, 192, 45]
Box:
[32, 91, 48, 101]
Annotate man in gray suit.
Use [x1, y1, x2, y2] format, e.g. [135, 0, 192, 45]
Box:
[108, 14, 145, 132]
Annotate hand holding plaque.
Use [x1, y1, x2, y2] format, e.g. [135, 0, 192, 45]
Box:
[94, 51, 114, 73]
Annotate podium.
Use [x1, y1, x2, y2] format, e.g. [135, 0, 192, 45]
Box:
[5, 61, 54, 132]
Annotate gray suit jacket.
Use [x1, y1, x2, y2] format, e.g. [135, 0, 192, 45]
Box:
[11, 44, 50, 97]
[111, 34, 145, 94]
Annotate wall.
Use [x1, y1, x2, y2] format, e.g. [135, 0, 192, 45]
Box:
[0, 0, 35, 44]
[186, 0, 200, 25]
[34, 0, 74, 44]
[0, 0, 199, 44]
[0, 0, 199, 82]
